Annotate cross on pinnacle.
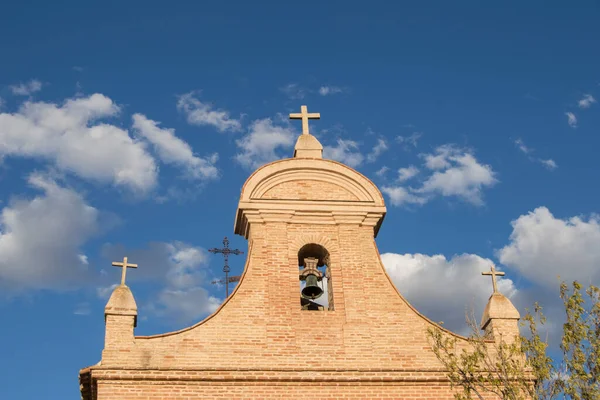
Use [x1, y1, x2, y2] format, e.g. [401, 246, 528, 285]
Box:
[482, 265, 505, 294]
[289, 105, 320, 135]
[208, 237, 244, 297]
[112, 256, 138, 286]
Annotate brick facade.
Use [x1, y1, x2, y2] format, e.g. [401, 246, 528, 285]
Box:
[80, 132, 524, 399]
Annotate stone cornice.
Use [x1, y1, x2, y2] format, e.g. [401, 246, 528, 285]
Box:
[235, 206, 386, 238]
[87, 367, 454, 384]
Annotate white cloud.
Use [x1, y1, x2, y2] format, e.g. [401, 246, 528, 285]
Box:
[497, 207, 600, 288]
[323, 139, 364, 168]
[381, 253, 516, 332]
[422, 145, 454, 170]
[514, 138, 532, 154]
[97, 283, 119, 299]
[153, 287, 221, 323]
[177, 92, 242, 133]
[578, 94, 596, 109]
[235, 118, 296, 169]
[366, 138, 388, 163]
[381, 186, 427, 207]
[396, 132, 422, 148]
[0, 97, 5, 109]
[102, 241, 221, 323]
[74, 302, 91, 315]
[0, 174, 104, 292]
[539, 158, 557, 170]
[513, 138, 557, 171]
[318, 86, 344, 96]
[565, 112, 577, 128]
[10, 79, 42, 96]
[382, 145, 497, 207]
[132, 114, 219, 181]
[397, 166, 419, 182]
[0, 94, 158, 193]
[380, 207, 600, 336]
[164, 243, 209, 289]
[375, 166, 389, 177]
[279, 83, 307, 100]
[417, 145, 497, 205]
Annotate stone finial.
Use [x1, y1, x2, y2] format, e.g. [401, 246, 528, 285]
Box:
[293, 133, 323, 159]
[479, 266, 519, 341]
[103, 284, 138, 357]
[102, 258, 139, 359]
[480, 292, 520, 328]
[104, 284, 138, 327]
[481, 292, 520, 342]
[290, 105, 323, 159]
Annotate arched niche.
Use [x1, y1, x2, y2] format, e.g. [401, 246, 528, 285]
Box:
[298, 243, 333, 311]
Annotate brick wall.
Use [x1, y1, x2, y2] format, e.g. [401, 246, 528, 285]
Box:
[95, 380, 502, 400]
[82, 157, 524, 399]
[100, 223, 460, 370]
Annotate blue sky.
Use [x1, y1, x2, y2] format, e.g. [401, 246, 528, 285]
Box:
[1, 1, 600, 398]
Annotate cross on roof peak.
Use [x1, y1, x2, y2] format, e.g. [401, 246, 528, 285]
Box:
[289, 105, 320, 135]
[112, 256, 138, 286]
[481, 265, 505, 294]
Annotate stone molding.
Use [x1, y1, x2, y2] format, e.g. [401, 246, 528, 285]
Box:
[84, 367, 456, 384]
[239, 158, 384, 205]
[235, 158, 386, 238]
[235, 208, 385, 238]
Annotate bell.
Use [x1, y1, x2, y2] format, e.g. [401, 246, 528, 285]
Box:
[301, 274, 323, 299]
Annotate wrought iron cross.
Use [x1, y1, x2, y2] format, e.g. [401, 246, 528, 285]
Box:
[211, 275, 241, 286]
[482, 265, 505, 294]
[112, 256, 138, 286]
[289, 105, 320, 135]
[208, 237, 244, 297]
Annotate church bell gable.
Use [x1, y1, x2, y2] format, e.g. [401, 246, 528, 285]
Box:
[79, 104, 527, 400]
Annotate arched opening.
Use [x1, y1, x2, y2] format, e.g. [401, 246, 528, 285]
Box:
[298, 243, 333, 311]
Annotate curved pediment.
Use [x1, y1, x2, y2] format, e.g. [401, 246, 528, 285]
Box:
[260, 178, 360, 201]
[240, 158, 385, 206]
[234, 158, 387, 238]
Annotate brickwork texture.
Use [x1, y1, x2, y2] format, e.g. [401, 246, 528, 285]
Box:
[80, 153, 524, 399]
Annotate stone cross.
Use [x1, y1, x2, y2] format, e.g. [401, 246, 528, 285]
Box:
[482, 265, 505, 294]
[112, 256, 138, 286]
[289, 105, 320, 135]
